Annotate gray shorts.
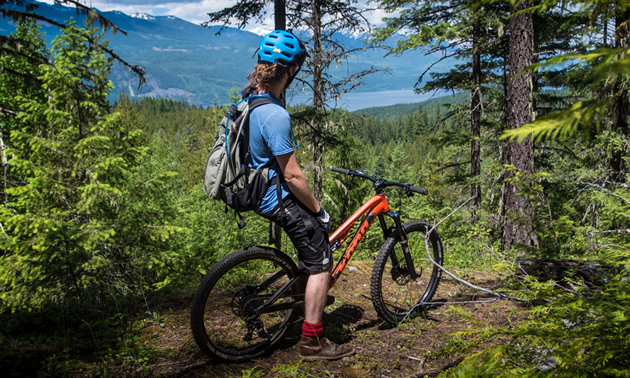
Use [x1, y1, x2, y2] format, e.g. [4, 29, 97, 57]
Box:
[258, 195, 332, 272]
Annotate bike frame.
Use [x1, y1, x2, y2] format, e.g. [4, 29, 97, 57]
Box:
[327, 190, 417, 289]
[328, 192, 388, 287]
[253, 183, 418, 316]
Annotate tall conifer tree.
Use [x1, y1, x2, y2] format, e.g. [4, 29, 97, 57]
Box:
[502, 1, 538, 251]
[373, 0, 510, 223]
[0, 17, 48, 207]
[0, 21, 170, 309]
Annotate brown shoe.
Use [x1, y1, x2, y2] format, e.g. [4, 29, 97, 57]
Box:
[298, 335, 355, 361]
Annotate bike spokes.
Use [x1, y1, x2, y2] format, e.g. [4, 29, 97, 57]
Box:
[201, 259, 294, 352]
[371, 221, 443, 324]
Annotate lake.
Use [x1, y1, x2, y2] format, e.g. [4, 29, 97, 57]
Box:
[288, 89, 445, 111]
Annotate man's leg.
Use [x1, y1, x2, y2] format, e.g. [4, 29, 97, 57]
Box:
[299, 265, 354, 361]
[304, 266, 331, 324]
[265, 195, 354, 360]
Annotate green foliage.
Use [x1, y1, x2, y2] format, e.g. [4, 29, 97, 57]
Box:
[0, 17, 48, 138]
[503, 99, 604, 142]
[237, 366, 263, 378]
[432, 171, 630, 375]
[502, 45, 630, 142]
[443, 262, 630, 377]
[3, 4, 630, 376]
[0, 21, 176, 310]
[0, 17, 49, 207]
[353, 93, 468, 122]
[272, 360, 312, 378]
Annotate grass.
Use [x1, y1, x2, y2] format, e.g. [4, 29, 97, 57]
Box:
[0, 255, 528, 377]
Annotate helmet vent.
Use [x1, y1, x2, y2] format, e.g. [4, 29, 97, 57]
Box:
[257, 30, 305, 68]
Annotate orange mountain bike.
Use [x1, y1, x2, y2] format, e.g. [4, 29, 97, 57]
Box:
[190, 167, 444, 362]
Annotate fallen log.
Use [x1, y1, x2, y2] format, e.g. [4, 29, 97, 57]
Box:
[515, 258, 618, 284]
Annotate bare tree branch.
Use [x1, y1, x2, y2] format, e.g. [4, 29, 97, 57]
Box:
[1, 0, 146, 88]
[589, 229, 630, 235]
[401, 196, 524, 323]
[578, 181, 630, 205]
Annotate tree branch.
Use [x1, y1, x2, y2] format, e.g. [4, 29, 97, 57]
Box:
[578, 181, 630, 205]
[589, 229, 630, 235]
[401, 196, 525, 323]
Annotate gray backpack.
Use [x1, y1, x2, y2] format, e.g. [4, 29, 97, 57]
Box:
[204, 90, 283, 227]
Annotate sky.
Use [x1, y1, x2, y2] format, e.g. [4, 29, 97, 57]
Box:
[38, 0, 390, 30]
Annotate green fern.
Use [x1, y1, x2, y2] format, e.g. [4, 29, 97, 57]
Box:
[500, 100, 607, 142]
[502, 47, 630, 143]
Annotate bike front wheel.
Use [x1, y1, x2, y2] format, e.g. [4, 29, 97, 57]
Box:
[190, 246, 302, 362]
[370, 220, 443, 325]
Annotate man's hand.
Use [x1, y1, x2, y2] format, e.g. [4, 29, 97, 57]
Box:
[315, 208, 331, 231]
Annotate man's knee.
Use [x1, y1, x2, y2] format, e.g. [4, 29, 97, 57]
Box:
[299, 261, 332, 274]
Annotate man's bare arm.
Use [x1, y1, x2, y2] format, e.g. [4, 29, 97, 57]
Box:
[276, 152, 320, 214]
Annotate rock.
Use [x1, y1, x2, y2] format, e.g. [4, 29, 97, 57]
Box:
[349, 266, 360, 273]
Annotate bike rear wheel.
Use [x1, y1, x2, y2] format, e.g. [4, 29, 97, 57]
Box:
[370, 220, 443, 325]
[190, 247, 302, 362]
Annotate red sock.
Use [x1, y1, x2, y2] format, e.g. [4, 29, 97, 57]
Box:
[302, 321, 323, 338]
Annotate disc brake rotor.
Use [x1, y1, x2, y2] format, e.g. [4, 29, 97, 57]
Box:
[391, 264, 423, 285]
[230, 288, 272, 341]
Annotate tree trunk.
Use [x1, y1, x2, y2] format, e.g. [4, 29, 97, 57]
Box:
[611, 85, 627, 181]
[1, 131, 7, 206]
[471, 18, 482, 223]
[274, 0, 286, 30]
[311, 0, 324, 202]
[502, 1, 539, 251]
[268, 221, 282, 249]
[268, 0, 287, 250]
[611, 8, 629, 183]
[604, 14, 609, 47]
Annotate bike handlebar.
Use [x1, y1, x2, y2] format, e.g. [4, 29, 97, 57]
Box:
[331, 167, 351, 175]
[330, 167, 428, 195]
[408, 185, 429, 195]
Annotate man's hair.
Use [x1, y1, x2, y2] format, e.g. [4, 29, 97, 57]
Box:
[246, 62, 289, 91]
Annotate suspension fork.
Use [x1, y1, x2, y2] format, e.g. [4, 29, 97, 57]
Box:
[388, 211, 417, 280]
[378, 214, 388, 238]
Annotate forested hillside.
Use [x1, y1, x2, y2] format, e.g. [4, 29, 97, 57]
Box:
[1, 0, 630, 377]
[0, 0, 458, 105]
[354, 91, 468, 121]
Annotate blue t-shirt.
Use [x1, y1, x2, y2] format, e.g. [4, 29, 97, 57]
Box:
[248, 93, 294, 214]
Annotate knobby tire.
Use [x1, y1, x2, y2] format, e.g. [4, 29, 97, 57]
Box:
[190, 247, 301, 362]
[370, 220, 444, 325]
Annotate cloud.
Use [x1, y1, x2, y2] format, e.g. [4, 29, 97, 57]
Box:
[164, 0, 254, 25]
[38, 0, 242, 25]
[95, 0, 202, 4]
[37, 0, 389, 29]
[364, 8, 395, 28]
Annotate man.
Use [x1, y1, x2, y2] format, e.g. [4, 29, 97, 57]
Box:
[246, 30, 354, 361]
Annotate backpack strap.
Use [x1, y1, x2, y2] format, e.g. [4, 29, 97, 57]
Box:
[242, 94, 287, 215]
[223, 95, 276, 190]
[225, 92, 287, 229]
[225, 204, 246, 230]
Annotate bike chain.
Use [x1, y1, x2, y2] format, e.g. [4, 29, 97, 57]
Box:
[231, 290, 305, 341]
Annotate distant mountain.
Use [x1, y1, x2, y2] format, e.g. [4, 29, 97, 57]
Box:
[353, 92, 469, 121]
[0, 0, 458, 106]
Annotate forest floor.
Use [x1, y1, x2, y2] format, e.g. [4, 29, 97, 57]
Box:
[0, 260, 527, 378]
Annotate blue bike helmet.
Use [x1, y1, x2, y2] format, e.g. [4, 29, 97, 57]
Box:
[258, 30, 307, 69]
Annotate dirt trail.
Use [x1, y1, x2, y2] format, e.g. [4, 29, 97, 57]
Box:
[147, 261, 525, 378]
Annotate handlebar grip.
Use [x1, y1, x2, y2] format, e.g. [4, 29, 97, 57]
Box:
[331, 166, 350, 175]
[409, 186, 428, 195]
